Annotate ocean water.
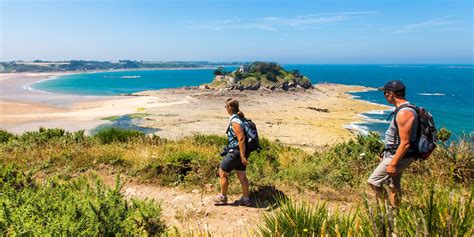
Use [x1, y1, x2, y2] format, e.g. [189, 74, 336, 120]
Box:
[284, 65, 474, 138]
[31, 65, 473, 137]
[32, 69, 237, 95]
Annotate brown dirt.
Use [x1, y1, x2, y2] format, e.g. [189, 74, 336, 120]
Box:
[96, 170, 356, 236]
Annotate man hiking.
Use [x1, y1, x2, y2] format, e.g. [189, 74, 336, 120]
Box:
[368, 80, 418, 207]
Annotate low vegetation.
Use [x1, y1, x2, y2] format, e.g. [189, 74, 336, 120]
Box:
[258, 187, 472, 236]
[0, 127, 472, 234]
[0, 165, 165, 235]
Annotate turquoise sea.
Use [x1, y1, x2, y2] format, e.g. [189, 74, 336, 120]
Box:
[31, 65, 474, 138]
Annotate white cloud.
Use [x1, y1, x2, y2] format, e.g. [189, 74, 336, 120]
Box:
[187, 11, 377, 32]
[392, 17, 456, 33]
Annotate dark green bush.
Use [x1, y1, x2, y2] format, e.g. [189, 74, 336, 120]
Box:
[94, 127, 144, 144]
[0, 166, 166, 235]
[18, 127, 66, 144]
[0, 130, 15, 143]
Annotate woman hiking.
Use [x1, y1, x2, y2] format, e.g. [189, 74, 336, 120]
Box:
[214, 98, 252, 207]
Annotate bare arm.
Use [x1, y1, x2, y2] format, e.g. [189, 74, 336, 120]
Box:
[387, 109, 415, 176]
[232, 122, 248, 165]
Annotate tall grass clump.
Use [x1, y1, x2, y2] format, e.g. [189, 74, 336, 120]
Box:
[258, 187, 473, 236]
[258, 197, 364, 236]
[362, 187, 473, 236]
[0, 165, 166, 235]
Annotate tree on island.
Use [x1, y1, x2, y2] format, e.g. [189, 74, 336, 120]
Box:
[213, 66, 226, 76]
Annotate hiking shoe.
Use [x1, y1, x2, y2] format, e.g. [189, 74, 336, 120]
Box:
[214, 194, 228, 204]
[233, 197, 252, 207]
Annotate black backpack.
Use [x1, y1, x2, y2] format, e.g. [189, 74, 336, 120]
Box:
[228, 116, 262, 155]
[390, 104, 437, 159]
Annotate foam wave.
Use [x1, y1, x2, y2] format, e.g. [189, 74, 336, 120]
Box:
[344, 122, 370, 135]
[418, 93, 445, 96]
[23, 75, 60, 95]
[359, 114, 390, 124]
[382, 65, 426, 68]
[365, 109, 389, 115]
[24, 85, 56, 95]
[103, 75, 142, 79]
[441, 66, 474, 69]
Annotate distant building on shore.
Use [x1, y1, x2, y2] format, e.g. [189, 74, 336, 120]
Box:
[238, 65, 250, 74]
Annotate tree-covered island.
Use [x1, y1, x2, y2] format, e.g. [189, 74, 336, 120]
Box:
[204, 62, 313, 91]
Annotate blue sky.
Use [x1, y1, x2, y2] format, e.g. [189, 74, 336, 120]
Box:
[1, 0, 473, 63]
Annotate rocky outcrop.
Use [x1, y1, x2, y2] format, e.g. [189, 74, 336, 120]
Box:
[204, 62, 313, 91]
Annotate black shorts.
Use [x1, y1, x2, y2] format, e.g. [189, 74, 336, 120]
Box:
[220, 149, 246, 173]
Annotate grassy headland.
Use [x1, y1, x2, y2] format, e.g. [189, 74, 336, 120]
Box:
[0, 127, 472, 235]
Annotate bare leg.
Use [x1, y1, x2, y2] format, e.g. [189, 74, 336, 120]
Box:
[369, 183, 388, 201]
[219, 168, 229, 196]
[236, 170, 250, 198]
[389, 187, 401, 207]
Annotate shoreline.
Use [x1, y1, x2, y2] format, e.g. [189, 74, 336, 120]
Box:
[0, 71, 389, 151]
[14, 66, 236, 97]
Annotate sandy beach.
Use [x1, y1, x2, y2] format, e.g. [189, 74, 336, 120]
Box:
[0, 72, 388, 150]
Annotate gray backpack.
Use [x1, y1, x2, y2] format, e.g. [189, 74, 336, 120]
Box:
[228, 115, 261, 155]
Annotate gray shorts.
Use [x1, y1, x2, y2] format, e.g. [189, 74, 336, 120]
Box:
[367, 152, 414, 190]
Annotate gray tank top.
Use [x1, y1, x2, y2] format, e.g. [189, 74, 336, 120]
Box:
[384, 102, 418, 148]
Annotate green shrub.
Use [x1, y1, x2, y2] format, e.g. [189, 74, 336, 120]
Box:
[0, 130, 15, 143]
[0, 166, 166, 235]
[288, 132, 383, 189]
[18, 127, 67, 144]
[437, 127, 452, 144]
[94, 127, 144, 144]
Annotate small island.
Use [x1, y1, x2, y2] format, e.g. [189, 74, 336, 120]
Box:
[203, 61, 313, 91]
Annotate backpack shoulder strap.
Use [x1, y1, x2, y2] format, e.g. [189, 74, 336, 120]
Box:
[387, 104, 418, 121]
[227, 114, 244, 133]
[391, 103, 419, 144]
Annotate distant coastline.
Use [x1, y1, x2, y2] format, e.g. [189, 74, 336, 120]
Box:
[0, 60, 245, 73]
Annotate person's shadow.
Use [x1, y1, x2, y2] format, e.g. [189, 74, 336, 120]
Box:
[250, 185, 288, 210]
[214, 185, 288, 209]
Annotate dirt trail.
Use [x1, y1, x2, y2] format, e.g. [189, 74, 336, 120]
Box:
[99, 173, 267, 235]
[97, 171, 356, 236]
